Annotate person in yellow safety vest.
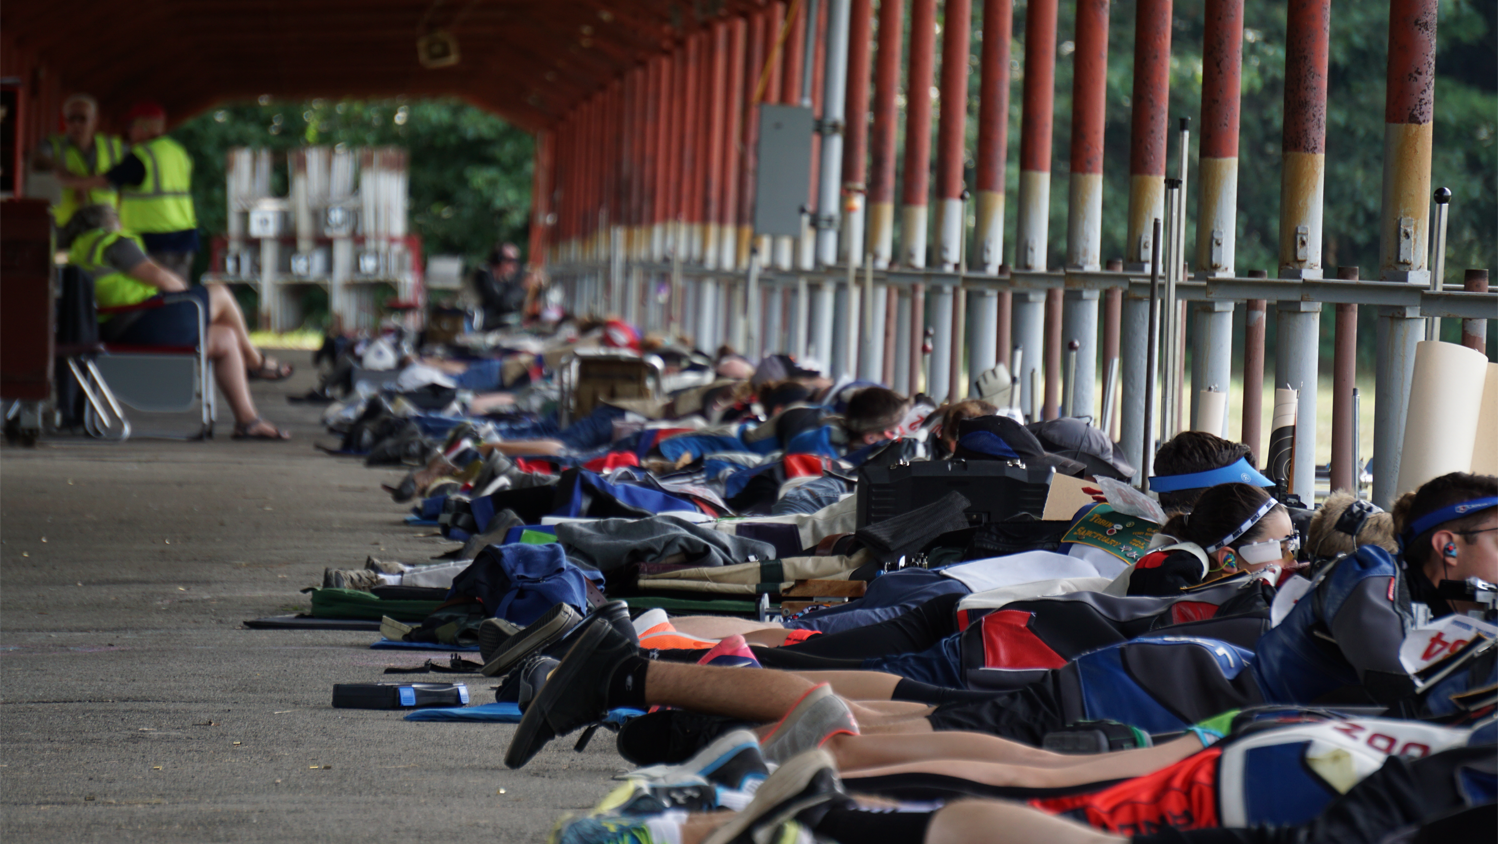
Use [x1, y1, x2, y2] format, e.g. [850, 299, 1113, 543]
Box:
[58, 100, 199, 283]
[62, 203, 294, 441]
[30, 94, 126, 231]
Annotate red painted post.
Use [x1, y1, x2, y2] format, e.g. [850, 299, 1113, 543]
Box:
[643, 59, 663, 259]
[1463, 270, 1490, 353]
[867, 0, 903, 269]
[704, 23, 726, 268]
[782, 0, 806, 105]
[739, 7, 776, 265]
[1016, 0, 1056, 272]
[1066, 0, 1108, 271]
[1380, 0, 1438, 279]
[666, 48, 687, 246]
[1279, 0, 1329, 276]
[1124, 0, 1171, 268]
[906, 0, 939, 393]
[1195, 0, 1242, 275]
[1242, 283, 1267, 466]
[902, 0, 937, 270]
[841, 0, 873, 265]
[975, 0, 1013, 276]
[935, 0, 972, 272]
[1330, 266, 1359, 492]
[680, 34, 702, 261]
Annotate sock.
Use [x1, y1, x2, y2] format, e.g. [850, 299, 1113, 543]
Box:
[891, 679, 1001, 706]
[606, 653, 652, 710]
[812, 803, 934, 844]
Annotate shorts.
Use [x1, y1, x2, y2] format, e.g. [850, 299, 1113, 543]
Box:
[101, 285, 211, 348]
[924, 672, 1070, 746]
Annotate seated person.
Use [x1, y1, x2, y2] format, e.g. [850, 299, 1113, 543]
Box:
[63, 204, 291, 440]
[928, 398, 999, 457]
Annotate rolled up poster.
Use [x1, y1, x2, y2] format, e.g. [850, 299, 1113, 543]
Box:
[1266, 387, 1299, 494]
[1194, 389, 1228, 436]
[1470, 363, 1498, 477]
[1396, 341, 1489, 496]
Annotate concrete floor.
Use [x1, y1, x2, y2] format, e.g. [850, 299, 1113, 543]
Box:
[1, 356, 619, 843]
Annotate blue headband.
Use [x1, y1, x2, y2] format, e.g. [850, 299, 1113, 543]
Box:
[957, 430, 1020, 460]
[1149, 457, 1275, 493]
[1399, 497, 1499, 550]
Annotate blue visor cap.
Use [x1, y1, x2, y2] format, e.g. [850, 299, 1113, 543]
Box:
[1149, 457, 1275, 493]
[1400, 497, 1499, 550]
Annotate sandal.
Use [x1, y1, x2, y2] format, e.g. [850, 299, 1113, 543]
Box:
[232, 417, 292, 441]
[248, 355, 295, 381]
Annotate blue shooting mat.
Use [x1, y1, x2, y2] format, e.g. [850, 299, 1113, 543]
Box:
[404, 516, 441, 526]
[404, 701, 643, 723]
[370, 638, 481, 652]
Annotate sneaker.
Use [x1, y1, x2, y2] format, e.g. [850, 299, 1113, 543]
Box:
[548, 815, 680, 844]
[380, 615, 414, 642]
[631, 609, 672, 638]
[323, 568, 383, 591]
[701, 750, 846, 844]
[616, 709, 757, 767]
[504, 610, 642, 769]
[477, 617, 522, 663]
[639, 629, 722, 651]
[481, 603, 583, 677]
[697, 635, 761, 669]
[759, 685, 859, 766]
[515, 655, 560, 711]
[624, 729, 770, 793]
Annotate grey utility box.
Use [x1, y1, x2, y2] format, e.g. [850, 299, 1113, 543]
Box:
[753, 104, 814, 238]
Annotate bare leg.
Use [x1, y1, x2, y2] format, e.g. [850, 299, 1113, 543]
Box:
[644, 661, 817, 723]
[789, 670, 902, 701]
[494, 439, 566, 457]
[924, 799, 1126, 844]
[837, 734, 1204, 789]
[204, 283, 261, 367]
[669, 616, 788, 640]
[207, 325, 256, 424]
[208, 325, 286, 436]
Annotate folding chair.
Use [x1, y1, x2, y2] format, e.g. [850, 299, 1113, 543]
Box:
[57, 288, 218, 441]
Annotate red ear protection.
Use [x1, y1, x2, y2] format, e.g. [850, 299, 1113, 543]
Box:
[1444, 543, 1458, 558]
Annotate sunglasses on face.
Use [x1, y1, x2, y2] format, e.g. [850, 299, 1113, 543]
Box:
[1237, 533, 1301, 566]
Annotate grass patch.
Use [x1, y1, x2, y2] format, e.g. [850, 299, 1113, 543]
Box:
[249, 330, 325, 351]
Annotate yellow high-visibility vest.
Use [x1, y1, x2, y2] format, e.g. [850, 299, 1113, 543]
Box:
[67, 228, 159, 319]
[118, 135, 198, 234]
[46, 133, 125, 226]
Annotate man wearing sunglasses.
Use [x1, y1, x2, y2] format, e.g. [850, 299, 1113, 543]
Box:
[31, 94, 125, 231]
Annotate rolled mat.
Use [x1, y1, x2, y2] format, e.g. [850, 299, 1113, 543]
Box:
[404, 701, 642, 723]
[371, 638, 480, 651]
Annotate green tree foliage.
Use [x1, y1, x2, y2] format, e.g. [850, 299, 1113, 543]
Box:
[174, 98, 534, 266]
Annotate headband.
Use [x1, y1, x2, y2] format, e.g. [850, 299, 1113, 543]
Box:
[1204, 496, 1280, 553]
[1399, 497, 1499, 551]
[1150, 457, 1275, 494]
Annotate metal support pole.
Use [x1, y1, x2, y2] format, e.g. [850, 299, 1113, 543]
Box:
[815, 0, 850, 267]
[936, 0, 974, 273]
[930, 285, 955, 401]
[840, 0, 873, 268]
[1189, 301, 1234, 437]
[1373, 0, 1438, 506]
[1427, 188, 1450, 340]
[1330, 266, 1360, 493]
[971, 290, 999, 391]
[1196, 0, 1243, 277]
[1141, 218, 1164, 486]
[1066, 0, 1109, 272]
[1043, 288, 1064, 419]
[1463, 269, 1490, 353]
[1120, 0, 1172, 464]
[1014, 0, 1057, 413]
[1103, 258, 1124, 439]
[883, 285, 899, 386]
[948, 279, 967, 402]
[976, 0, 1014, 274]
[1061, 289, 1100, 418]
[901, 0, 937, 270]
[894, 288, 912, 393]
[867, 0, 902, 269]
[909, 285, 926, 394]
[1242, 286, 1267, 465]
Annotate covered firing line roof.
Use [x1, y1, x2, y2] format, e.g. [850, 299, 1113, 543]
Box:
[3, 0, 763, 130]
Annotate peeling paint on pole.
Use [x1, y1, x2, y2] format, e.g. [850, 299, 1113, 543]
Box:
[1278, 0, 1328, 277]
[1379, 0, 1437, 278]
[1195, 0, 1241, 276]
[1125, 0, 1171, 268]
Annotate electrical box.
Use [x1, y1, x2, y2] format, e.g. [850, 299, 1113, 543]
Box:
[753, 104, 814, 238]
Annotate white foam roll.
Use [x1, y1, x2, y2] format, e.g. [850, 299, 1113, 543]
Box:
[1396, 341, 1490, 496]
[1272, 387, 1298, 430]
[1470, 363, 1498, 477]
[1195, 389, 1227, 435]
